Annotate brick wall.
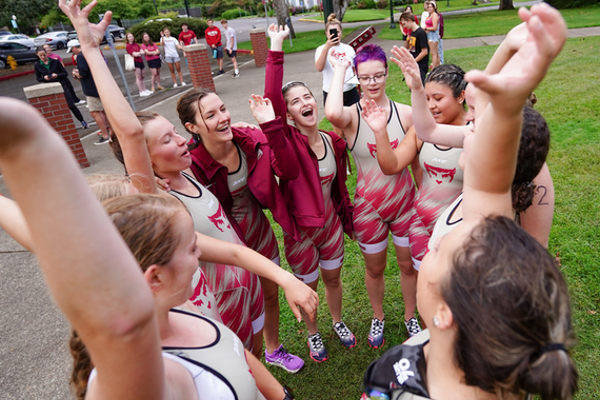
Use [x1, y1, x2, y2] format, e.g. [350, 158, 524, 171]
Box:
[250, 28, 268, 68]
[184, 44, 216, 92]
[24, 83, 90, 168]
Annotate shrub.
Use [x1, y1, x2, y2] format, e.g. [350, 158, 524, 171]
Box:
[377, 0, 389, 9]
[357, 0, 377, 8]
[545, 0, 599, 8]
[129, 17, 208, 42]
[221, 8, 250, 19]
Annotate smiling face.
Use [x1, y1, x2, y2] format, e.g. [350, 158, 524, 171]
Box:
[143, 116, 192, 175]
[284, 85, 318, 128]
[163, 28, 171, 37]
[356, 60, 388, 100]
[126, 33, 135, 44]
[159, 211, 201, 305]
[425, 81, 465, 125]
[187, 93, 233, 144]
[42, 44, 52, 54]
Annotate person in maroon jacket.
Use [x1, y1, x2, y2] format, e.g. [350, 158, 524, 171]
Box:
[205, 18, 224, 75]
[261, 24, 356, 363]
[176, 88, 306, 373]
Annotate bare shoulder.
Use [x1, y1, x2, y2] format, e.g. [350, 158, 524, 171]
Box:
[394, 101, 414, 130]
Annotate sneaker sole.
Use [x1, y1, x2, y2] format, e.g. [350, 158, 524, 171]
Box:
[265, 360, 303, 373]
[307, 343, 328, 363]
[342, 340, 357, 349]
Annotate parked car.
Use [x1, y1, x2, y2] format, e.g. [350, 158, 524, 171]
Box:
[106, 24, 125, 39]
[0, 31, 12, 37]
[34, 31, 69, 50]
[0, 41, 38, 68]
[67, 30, 115, 45]
[0, 34, 35, 48]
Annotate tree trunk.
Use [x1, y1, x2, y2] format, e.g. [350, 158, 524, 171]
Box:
[272, 0, 296, 39]
[498, 0, 514, 10]
[333, 0, 350, 22]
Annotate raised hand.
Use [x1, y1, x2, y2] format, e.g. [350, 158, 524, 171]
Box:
[361, 99, 388, 137]
[59, 0, 109, 49]
[465, 4, 566, 115]
[249, 94, 276, 124]
[267, 24, 289, 52]
[390, 45, 423, 91]
[328, 52, 350, 71]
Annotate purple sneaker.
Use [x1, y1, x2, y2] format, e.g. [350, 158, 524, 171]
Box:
[265, 345, 304, 373]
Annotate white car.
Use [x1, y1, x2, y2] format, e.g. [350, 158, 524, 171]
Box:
[34, 31, 69, 50]
[0, 34, 35, 49]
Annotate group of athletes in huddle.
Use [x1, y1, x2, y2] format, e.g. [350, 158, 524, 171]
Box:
[0, 1, 578, 399]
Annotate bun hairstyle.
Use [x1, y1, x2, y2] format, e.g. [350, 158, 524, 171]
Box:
[326, 13, 342, 31]
[426, 64, 467, 100]
[512, 107, 550, 213]
[443, 215, 578, 400]
[69, 194, 188, 399]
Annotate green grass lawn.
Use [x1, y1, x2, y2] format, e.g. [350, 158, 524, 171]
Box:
[379, 7, 600, 40]
[274, 36, 600, 399]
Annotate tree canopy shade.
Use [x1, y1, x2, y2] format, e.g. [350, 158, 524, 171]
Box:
[0, 0, 56, 29]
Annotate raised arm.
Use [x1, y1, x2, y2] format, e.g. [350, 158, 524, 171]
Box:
[391, 45, 466, 147]
[64, 2, 156, 194]
[196, 232, 318, 322]
[519, 163, 555, 247]
[361, 99, 418, 175]
[0, 195, 33, 251]
[0, 94, 162, 400]
[264, 25, 291, 129]
[323, 54, 354, 132]
[462, 4, 566, 222]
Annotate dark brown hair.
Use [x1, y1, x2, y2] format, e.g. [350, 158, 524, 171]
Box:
[512, 107, 550, 213]
[69, 194, 187, 399]
[400, 11, 415, 22]
[109, 111, 161, 170]
[442, 216, 577, 400]
[141, 31, 154, 46]
[426, 64, 467, 100]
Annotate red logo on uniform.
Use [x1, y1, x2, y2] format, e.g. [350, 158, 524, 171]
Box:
[320, 173, 334, 186]
[367, 138, 399, 158]
[424, 162, 457, 184]
[208, 203, 231, 232]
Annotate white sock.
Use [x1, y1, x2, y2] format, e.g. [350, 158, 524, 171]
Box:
[235, 69, 239, 74]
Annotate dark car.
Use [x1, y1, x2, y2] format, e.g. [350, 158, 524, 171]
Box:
[106, 24, 125, 39]
[0, 41, 38, 68]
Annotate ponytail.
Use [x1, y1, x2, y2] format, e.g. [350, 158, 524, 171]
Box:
[69, 330, 93, 400]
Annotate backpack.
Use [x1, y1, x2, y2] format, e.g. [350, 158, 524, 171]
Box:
[362, 330, 431, 400]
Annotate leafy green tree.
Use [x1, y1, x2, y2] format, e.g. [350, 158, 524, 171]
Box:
[0, 0, 56, 30]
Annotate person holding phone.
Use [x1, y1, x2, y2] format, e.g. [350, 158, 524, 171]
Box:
[315, 14, 359, 107]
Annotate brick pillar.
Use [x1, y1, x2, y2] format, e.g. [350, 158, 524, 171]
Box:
[23, 83, 90, 168]
[184, 43, 216, 92]
[250, 28, 268, 68]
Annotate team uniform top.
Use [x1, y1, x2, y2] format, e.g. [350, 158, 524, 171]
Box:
[125, 43, 144, 63]
[315, 42, 356, 93]
[169, 172, 264, 351]
[161, 36, 180, 58]
[428, 193, 463, 251]
[178, 30, 197, 46]
[415, 142, 463, 234]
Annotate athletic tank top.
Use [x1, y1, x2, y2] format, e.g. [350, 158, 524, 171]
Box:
[170, 172, 243, 245]
[352, 100, 416, 218]
[318, 132, 337, 214]
[428, 193, 463, 250]
[163, 308, 263, 400]
[416, 143, 463, 233]
[227, 145, 277, 258]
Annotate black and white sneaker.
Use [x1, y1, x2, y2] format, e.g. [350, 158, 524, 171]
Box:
[333, 321, 356, 349]
[404, 317, 422, 338]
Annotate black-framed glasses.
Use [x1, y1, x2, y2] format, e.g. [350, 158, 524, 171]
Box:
[357, 73, 387, 84]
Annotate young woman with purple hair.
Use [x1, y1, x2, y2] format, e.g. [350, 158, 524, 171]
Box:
[325, 44, 428, 346]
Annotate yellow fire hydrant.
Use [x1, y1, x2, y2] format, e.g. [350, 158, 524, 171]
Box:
[7, 55, 17, 70]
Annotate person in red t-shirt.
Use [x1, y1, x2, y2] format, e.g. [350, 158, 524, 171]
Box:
[205, 18, 224, 75]
[178, 22, 197, 46]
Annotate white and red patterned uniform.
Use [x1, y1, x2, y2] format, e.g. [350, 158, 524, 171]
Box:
[415, 142, 463, 234]
[228, 146, 279, 261]
[170, 172, 264, 351]
[351, 101, 428, 260]
[283, 133, 345, 283]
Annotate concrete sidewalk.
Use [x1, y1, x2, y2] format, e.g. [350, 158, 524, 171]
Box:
[1, 25, 599, 400]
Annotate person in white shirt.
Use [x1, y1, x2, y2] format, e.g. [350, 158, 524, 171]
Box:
[221, 19, 240, 78]
[315, 14, 359, 107]
[160, 27, 186, 87]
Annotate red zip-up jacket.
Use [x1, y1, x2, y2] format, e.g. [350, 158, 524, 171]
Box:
[264, 50, 354, 237]
[188, 119, 301, 242]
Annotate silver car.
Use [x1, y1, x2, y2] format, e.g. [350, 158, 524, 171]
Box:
[0, 34, 35, 48]
[34, 31, 69, 50]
